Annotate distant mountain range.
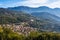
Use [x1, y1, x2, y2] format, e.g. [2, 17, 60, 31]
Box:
[31, 12, 60, 22]
[7, 6, 60, 32]
[0, 6, 60, 32]
[8, 6, 60, 17]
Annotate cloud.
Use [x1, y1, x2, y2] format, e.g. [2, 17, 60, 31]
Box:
[46, 1, 60, 8]
[14, 0, 60, 8]
[25, 0, 48, 4]
[15, 0, 48, 8]
[0, 0, 60, 8]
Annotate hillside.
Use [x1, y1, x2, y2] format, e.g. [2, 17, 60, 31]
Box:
[0, 8, 60, 32]
[0, 8, 35, 24]
[0, 26, 60, 40]
[31, 12, 60, 22]
[8, 6, 60, 17]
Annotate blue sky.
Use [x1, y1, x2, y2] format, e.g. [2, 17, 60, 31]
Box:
[0, 0, 60, 8]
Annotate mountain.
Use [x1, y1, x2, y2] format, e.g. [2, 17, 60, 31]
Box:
[8, 6, 60, 17]
[31, 12, 60, 22]
[0, 8, 36, 24]
[8, 6, 33, 13]
[0, 8, 60, 32]
[31, 12, 60, 32]
[8, 6, 51, 13]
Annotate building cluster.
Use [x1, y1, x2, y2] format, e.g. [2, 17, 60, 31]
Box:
[13, 25, 37, 35]
[0, 23, 38, 35]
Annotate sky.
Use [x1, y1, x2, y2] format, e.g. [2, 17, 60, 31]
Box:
[0, 0, 60, 8]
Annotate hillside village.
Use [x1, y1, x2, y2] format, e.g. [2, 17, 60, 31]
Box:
[0, 22, 38, 35]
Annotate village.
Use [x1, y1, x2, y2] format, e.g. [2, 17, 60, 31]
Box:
[0, 22, 38, 35]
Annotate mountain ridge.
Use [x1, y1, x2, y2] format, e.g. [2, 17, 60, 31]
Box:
[7, 6, 60, 17]
[31, 12, 60, 22]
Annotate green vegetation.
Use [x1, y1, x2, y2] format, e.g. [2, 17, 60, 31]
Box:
[0, 26, 60, 40]
[0, 26, 25, 40]
[0, 9, 32, 24]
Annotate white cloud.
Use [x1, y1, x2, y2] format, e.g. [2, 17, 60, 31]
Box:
[46, 1, 60, 8]
[15, 0, 48, 8]
[26, 0, 48, 4]
[7, 0, 60, 8]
